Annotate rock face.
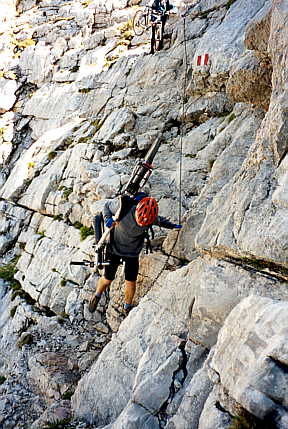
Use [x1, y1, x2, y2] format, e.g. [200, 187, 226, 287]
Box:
[2, 0, 288, 428]
[211, 296, 288, 424]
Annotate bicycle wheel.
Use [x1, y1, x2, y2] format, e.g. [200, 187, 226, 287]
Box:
[93, 213, 104, 244]
[154, 23, 164, 51]
[93, 213, 105, 269]
[133, 9, 147, 36]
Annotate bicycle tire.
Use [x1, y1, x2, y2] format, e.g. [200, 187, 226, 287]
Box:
[93, 213, 104, 244]
[133, 9, 147, 36]
[93, 213, 105, 269]
[154, 24, 163, 51]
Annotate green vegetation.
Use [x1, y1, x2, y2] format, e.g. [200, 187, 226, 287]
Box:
[61, 387, 75, 400]
[10, 306, 18, 318]
[73, 221, 82, 229]
[184, 153, 196, 159]
[208, 159, 215, 171]
[62, 137, 74, 148]
[226, 0, 237, 9]
[182, 95, 189, 104]
[5, 71, 17, 79]
[0, 258, 20, 289]
[0, 376, 6, 385]
[216, 111, 236, 133]
[81, 0, 93, 7]
[42, 418, 74, 429]
[78, 136, 91, 143]
[11, 36, 36, 49]
[56, 315, 67, 324]
[103, 19, 133, 70]
[48, 151, 57, 160]
[60, 186, 73, 201]
[228, 414, 269, 429]
[0, 261, 17, 282]
[11, 288, 36, 305]
[78, 88, 92, 94]
[104, 55, 120, 70]
[28, 161, 35, 169]
[9, 33, 35, 59]
[117, 20, 134, 47]
[229, 416, 255, 429]
[17, 333, 33, 349]
[37, 230, 46, 239]
[10, 281, 21, 296]
[53, 214, 63, 221]
[0, 258, 36, 306]
[59, 312, 69, 319]
[51, 16, 75, 23]
[80, 226, 94, 241]
[227, 113, 236, 123]
[18, 39, 36, 48]
[70, 65, 79, 73]
[91, 119, 103, 131]
[199, 10, 210, 19]
[118, 19, 133, 37]
[73, 222, 94, 241]
[217, 111, 232, 118]
[60, 279, 67, 287]
[238, 256, 288, 281]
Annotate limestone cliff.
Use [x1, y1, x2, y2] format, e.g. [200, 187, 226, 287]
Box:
[0, 0, 287, 428]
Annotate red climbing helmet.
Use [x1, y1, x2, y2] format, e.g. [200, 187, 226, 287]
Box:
[135, 197, 159, 227]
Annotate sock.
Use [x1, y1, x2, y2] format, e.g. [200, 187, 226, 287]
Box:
[124, 303, 132, 310]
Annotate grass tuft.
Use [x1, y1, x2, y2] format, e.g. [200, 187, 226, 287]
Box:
[80, 226, 94, 241]
[42, 418, 74, 429]
[226, 0, 237, 9]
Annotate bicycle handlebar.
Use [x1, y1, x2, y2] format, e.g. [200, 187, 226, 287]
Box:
[145, 6, 168, 15]
[70, 260, 110, 267]
[70, 260, 94, 267]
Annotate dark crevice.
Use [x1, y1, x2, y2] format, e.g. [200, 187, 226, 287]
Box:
[216, 387, 280, 429]
[0, 197, 83, 234]
[215, 400, 233, 416]
[223, 255, 288, 283]
[230, 412, 276, 429]
[203, 250, 288, 283]
[157, 340, 188, 427]
[35, 305, 59, 318]
[267, 356, 288, 374]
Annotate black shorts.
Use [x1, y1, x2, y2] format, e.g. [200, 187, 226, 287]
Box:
[104, 252, 139, 282]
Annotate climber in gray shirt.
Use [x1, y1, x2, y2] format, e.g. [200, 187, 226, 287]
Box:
[88, 194, 181, 315]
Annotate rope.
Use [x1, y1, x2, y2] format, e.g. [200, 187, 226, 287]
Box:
[147, 14, 190, 288]
[178, 15, 188, 223]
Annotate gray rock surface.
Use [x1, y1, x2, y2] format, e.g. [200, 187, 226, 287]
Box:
[1, 0, 288, 427]
[211, 295, 288, 423]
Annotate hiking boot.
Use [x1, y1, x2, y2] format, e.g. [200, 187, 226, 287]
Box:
[123, 304, 134, 316]
[88, 293, 101, 313]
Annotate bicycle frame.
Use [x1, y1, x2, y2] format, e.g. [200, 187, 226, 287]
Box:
[70, 138, 162, 271]
[134, 6, 164, 34]
[149, 9, 165, 27]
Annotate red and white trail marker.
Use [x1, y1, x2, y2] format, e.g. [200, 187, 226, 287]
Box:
[197, 54, 209, 66]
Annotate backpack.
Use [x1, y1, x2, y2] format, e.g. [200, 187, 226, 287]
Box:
[113, 192, 154, 254]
